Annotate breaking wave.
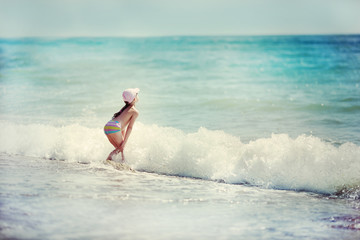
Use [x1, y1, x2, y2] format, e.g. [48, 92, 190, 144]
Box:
[1, 120, 359, 197]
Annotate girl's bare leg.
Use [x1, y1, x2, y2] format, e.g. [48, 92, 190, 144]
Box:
[107, 148, 119, 160]
[106, 133, 124, 161]
[121, 151, 125, 162]
[107, 148, 124, 162]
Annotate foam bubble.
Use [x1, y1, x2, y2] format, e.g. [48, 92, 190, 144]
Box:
[1, 120, 359, 195]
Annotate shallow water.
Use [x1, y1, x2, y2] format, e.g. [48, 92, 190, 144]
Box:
[1, 154, 360, 240]
[1, 35, 360, 239]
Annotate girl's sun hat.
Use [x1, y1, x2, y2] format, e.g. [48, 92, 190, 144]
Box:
[122, 88, 140, 103]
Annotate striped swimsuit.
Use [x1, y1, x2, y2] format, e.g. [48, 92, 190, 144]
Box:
[104, 120, 122, 135]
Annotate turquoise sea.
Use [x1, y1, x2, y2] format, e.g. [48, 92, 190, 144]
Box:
[1, 35, 360, 239]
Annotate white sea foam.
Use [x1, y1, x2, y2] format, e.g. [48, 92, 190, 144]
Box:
[1, 120, 359, 195]
[0, 120, 108, 163]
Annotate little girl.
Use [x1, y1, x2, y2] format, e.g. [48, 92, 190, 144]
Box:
[104, 88, 139, 161]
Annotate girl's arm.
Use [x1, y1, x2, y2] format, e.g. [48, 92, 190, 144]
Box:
[119, 111, 139, 151]
[121, 129, 126, 139]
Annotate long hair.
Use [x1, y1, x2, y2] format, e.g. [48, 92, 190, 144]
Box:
[112, 101, 130, 119]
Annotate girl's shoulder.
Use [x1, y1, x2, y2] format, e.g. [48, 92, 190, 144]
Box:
[129, 106, 139, 116]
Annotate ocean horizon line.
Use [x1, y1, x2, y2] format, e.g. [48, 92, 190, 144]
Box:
[1, 33, 360, 40]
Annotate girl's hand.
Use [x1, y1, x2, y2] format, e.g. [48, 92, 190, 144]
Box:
[119, 142, 125, 152]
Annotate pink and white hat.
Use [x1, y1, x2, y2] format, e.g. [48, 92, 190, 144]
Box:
[122, 88, 140, 103]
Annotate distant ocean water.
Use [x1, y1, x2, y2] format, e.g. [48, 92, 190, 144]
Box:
[1, 35, 360, 239]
